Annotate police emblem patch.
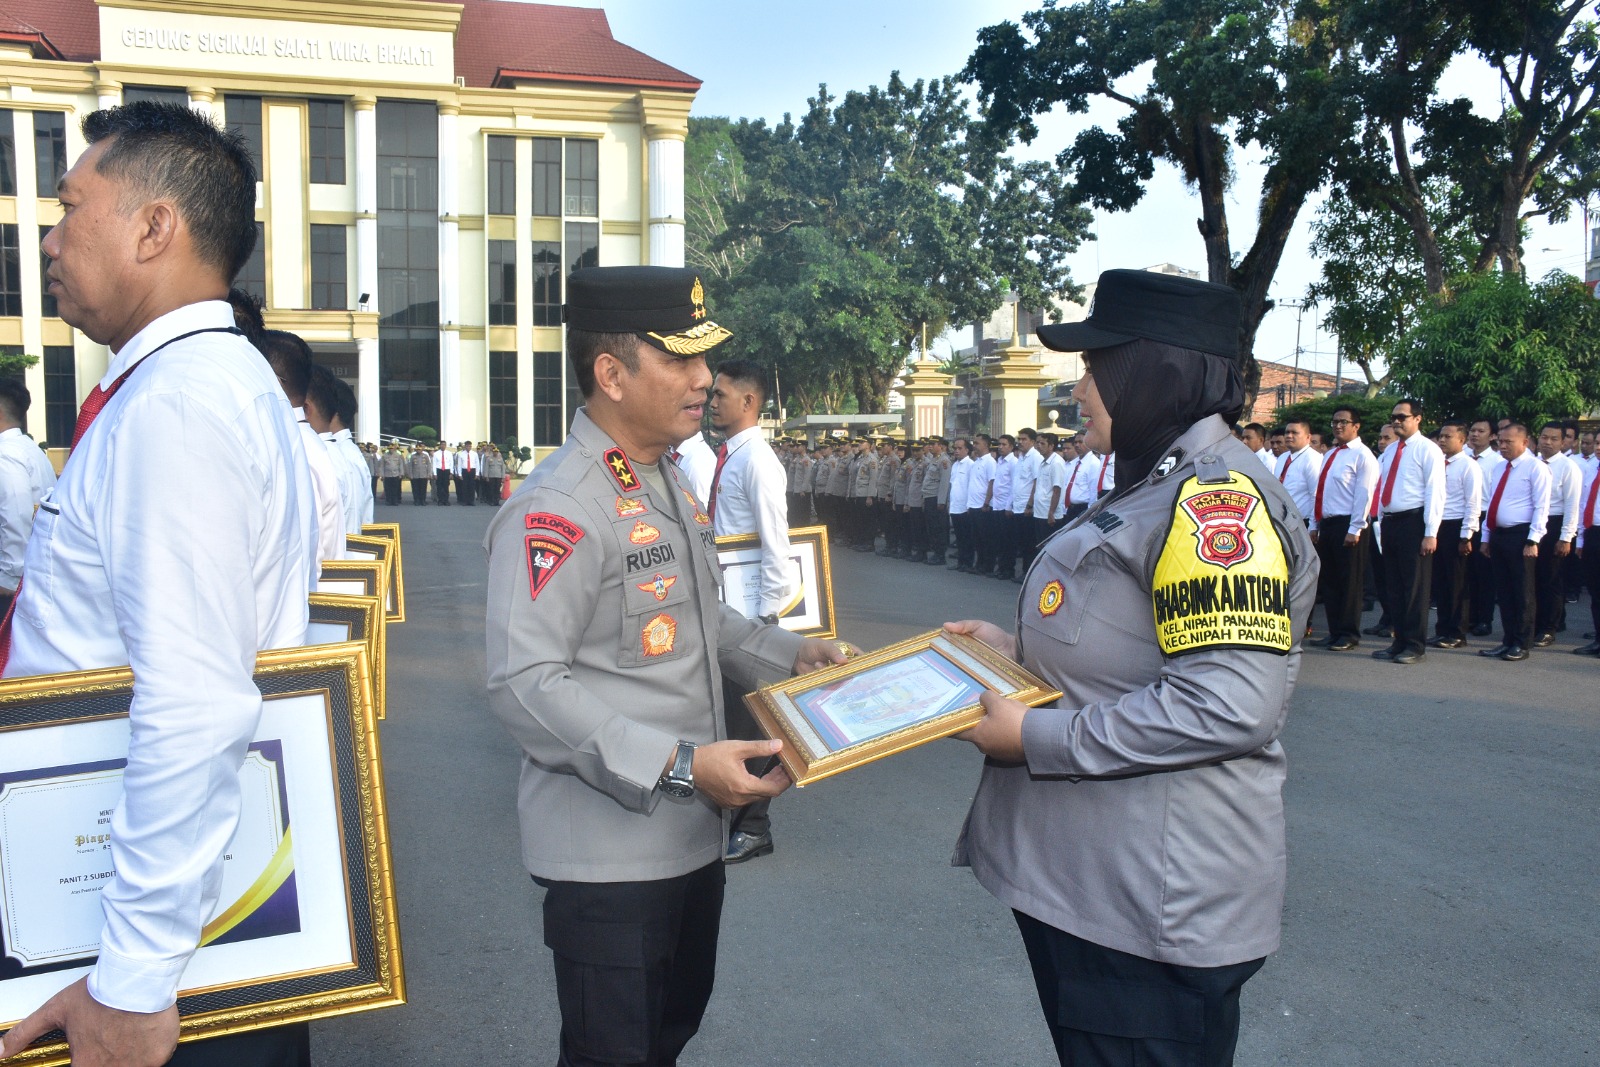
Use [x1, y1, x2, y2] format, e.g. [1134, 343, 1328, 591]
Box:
[628, 520, 661, 545]
[525, 512, 585, 543]
[1180, 487, 1258, 568]
[615, 496, 647, 518]
[603, 447, 640, 492]
[1038, 580, 1065, 617]
[636, 572, 678, 601]
[524, 536, 574, 601]
[641, 613, 677, 657]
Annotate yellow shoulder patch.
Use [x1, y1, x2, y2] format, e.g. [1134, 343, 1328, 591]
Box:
[1152, 471, 1293, 657]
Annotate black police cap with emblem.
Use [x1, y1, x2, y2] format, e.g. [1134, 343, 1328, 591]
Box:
[564, 266, 732, 357]
[1036, 269, 1240, 359]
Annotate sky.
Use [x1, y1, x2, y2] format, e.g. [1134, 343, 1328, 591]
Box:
[591, 0, 1591, 383]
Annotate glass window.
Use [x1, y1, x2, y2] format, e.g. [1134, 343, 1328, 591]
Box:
[43, 345, 75, 448]
[376, 100, 440, 437]
[236, 222, 266, 302]
[488, 240, 516, 325]
[224, 96, 263, 177]
[40, 227, 55, 318]
[123, 86, 189, 107]
[0, 224, 20, 316]
[33, 112, 66, 197]
[486, 136, 516, 215]
[489, 350, 517, 444]
[531, 240, 561, 327]
[310, 224, 347, 310]
[531, 138, 560, 217]
[533, 350, 564, 447]
[0, 111, 14, 196]
[564, 139, 598, 217]
[565, 222, 599, 276]
[308, 99, 346, 185]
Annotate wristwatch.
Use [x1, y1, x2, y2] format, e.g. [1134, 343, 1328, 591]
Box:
[658, 740, 697, 798]
[758, 612, 779, 626]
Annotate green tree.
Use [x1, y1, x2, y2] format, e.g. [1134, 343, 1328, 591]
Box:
[684, 117, 755, 285]
[1386, 270, 1600, 425]
[963, 0, 1358, 411]
[1272, 391, 1398, 450]
[0, 352, 39, 380]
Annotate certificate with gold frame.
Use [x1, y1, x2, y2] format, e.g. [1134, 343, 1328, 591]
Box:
[0, 643, 403, 1064]
[357, 524, 406, 624]
[744, 630, 1061, 787]
[344, 535, 402, 624]
[308, 593, 387, 720]
[715, 525, 835, 637]
[318, 558, 387, 610]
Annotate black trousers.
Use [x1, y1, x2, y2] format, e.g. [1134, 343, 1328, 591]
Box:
[1533, 514, 1568, 635]
[1314, 515, 1366, 642]
[435, 471, 452, 504]
[924, 499, 947, 560]
[458, 471, 477, 505]
[166, 1024, 310, 1066]
[409, 477, 429, 504]
[1014, 912, 1263, 1067]
[1379, 509, 1431, 655]
[1489, 523, 1536, 648]
[1583, 526, 1600, 636]
[1468, 513, 1495, 629]
[381, 476, 402, 506]
[1432, 518, 1470, 640]
[536, 863, 725, 1067]
[724, 674, 772, 837]
[951, 511, 974, 568]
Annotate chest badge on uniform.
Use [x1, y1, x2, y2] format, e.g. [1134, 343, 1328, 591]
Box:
[1038, 580, 1065, 617]
[641, 612, 678, 657]
[603, 447, 640, 492]
[682, 488, 710, 525]
[615, 496, 647, 518]
[628, 520, 661, 545]
[637, 572, 678, 601]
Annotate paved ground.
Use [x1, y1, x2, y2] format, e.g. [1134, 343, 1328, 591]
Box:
[315, 500, 1599, 1065]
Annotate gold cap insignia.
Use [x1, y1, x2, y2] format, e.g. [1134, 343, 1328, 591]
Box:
[691, 276, 706, 319]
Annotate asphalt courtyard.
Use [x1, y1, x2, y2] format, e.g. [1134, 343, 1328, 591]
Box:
[315, 499, 1599, 1066]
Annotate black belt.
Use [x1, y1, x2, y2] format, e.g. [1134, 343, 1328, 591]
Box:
[1383, 507, 1422, 517]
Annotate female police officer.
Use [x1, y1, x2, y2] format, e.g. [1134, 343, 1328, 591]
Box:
[946, 270, 1319, 1067]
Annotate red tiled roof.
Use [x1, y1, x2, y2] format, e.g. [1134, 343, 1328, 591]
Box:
[0, 0, 97, 62]
[452, 0, 699, 91]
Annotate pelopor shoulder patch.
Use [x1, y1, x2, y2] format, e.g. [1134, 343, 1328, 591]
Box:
[1152, 471, 1293, 656]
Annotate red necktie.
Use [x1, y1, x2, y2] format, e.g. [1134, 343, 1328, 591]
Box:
[1096, 457, 1108, 493]
[706, 443, 729, 522]
[1583, 470, 1600, 530]
[1279, 453, 1293, 484]
[1313, 444, 1344, 522]
[1486, 461, 1513, 530]
[1380, 438, 1406, 509]
[1065, 458, 1082, 506]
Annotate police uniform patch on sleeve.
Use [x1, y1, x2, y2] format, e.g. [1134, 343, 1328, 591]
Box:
[603, 447, 640, 491]
[525, 512, 586, 542]
[523, 513, 585, 601]
[1152, 472, 1293, 656]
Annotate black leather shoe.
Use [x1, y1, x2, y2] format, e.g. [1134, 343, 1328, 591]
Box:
[1308, 635, 1335, 648]
[1533, 633, 1555, 648]
[1499, 645, 1529, 661]
[1391, 650, 1423, 665]
[724, 830, 774, 864]
[1362, 624, 1394, 637]
[1427, 636, 1466, 649]
[1478, 644, 1511, 658]
[1469, 623, 1495, 637]
[1586, 631, 1597, 640]
[1371, 647, 1398, 660]
[1326, 638, 1359, 651]
[1573, 642, 1600, 656]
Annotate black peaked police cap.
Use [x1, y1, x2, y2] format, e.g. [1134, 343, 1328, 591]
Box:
[1035, 269, 1241, 359]
[564, 266, 733, 357]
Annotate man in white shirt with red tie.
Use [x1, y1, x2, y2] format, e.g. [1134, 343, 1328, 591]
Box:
[1095, 450, 1115, 496]
[1466, 418, 1503, 636]
[1060, 434, 1102, 523]
[1478, 422, 1551, 660]
[1532, 422, 1581, 644]
[1308, 405, 1379, 651]
[1575, 438, 1600, 656]
[0, 101, 316, 1067]
[1430, 420, 1484, 648]
[1273, 418, 1323, 523]
[1373, 399, 1446, 664]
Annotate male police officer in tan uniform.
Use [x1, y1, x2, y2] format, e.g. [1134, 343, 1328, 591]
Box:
[484, 267, 851, 1067]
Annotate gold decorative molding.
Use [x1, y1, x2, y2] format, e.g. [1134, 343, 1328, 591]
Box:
[264, 308, 379, 341]
[95, 0, 464, 35]
[603, 219, 642, 236]
[459, 326, 485, 341]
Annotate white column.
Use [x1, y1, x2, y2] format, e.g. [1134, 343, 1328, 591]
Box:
[437, 105, 460, 442]
[96, 81, 122, 112]
[14, 112, 43, 438]
[353, 97, 379, 439]
[187, 87, 215, 122]
[646, 132, 685, 267]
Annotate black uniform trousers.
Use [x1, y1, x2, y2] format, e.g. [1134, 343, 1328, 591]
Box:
[381, 476, 402, 506]
[1014, 912, 1264, 1067]
[535, 862, 725, 1067]
[1431, 518, 1470, 640]
[1583, 525, 1600, 636]
[1379, 509, 1431, 655]
[1489, 523, 1536, 649]
[409, 477, 429, 504]
[1467, 512, 1496, 629]
[952, 511, 975, 568]
[1533, 514, 1568, 635]
[434, 470, 452, 504]
[458, 470, 477, 505]
[1314, 515, 1366, 643]
[166, 1024, 310, 1066]
[724, 675, 772, 837]
[924, 499, 947, 560]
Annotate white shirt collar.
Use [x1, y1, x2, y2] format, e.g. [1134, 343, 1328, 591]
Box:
[101, 300, 235, 389]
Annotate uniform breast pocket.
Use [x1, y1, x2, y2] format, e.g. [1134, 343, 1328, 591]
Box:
[24, 496, 61, 630]
[617, 562, 693, 668]
[1019, 529, 1106, 649]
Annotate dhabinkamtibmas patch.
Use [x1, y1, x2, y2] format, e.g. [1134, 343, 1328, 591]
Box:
[1151, 472, 1293, 656]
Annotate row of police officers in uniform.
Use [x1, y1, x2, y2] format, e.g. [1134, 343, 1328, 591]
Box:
[367, 440, 508, 507]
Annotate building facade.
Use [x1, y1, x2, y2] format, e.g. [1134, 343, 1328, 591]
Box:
[2, 0, 697, 456]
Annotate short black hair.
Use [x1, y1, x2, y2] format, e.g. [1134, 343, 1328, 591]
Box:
[567, 329, 641, 398]
[1394, 398, 1424, 418]
[306, 364, 341, 424]
[1439, 419, 1469, 437]
[1018, 427, 1037, 440]
[258, 330, 313, 405]
[1038, 432, 1056, 448]
[1284, 418, 1311, 433]
[228, 288, 265, 349]
[1501, 420, 1529, 439]
[1244, 422, 1266, 436]
[714, 358, 769, 405]
[83, 101, 258, 282]
[1332, 407, 1361, 426]
[0, 379, 29, 425]
[331, 374, 358, 427]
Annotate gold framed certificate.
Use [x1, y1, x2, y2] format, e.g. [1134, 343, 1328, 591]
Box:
[345, 534, 402, 624]
[308, 592, 387, 720]
[715, 525, 835, 637]
[318, 557, 387, 609]
[744, 630, 1061, 787]
[0, 643, 403, 1063]
[358, 524, 406, 624]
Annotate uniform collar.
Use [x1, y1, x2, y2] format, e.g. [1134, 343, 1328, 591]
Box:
[102, 300, 234, 390]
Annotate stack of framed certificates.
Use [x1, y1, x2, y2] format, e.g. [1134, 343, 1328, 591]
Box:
[0, 528, 410, 1061]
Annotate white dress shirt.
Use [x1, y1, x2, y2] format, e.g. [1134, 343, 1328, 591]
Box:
[991, 452, 1016, 511]
[1441, 452, 1484, 536]
[966, 452, 996, 511]
[1256, 447, 1275, 470]
[295, 408, 346, 564]
[1308, 439, 1378, 534]
[674, 432, 717, 504]
[1034, 452, 1068, 520]
[1542, 451, 1582, 541]
[711, 426, 797, 618]
[1376, 432, 1447, 535]
[0, 458, 33, 592]
[5, 301, 316, 1013]
[1481, 450, 1551, 544]
[947, 455, 972, 516]
[326, 427, 376, 531]
[1273, 446, 1322, 521]
[0, 425, 57, 502]
[1062, 451, 1102, 509]
[1010, 448, 1041, 514]
[1474, 448, 1504, 507]
[1577, 458, 1600, 548]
